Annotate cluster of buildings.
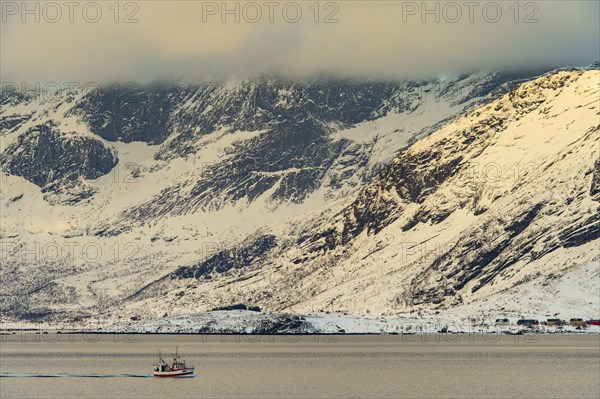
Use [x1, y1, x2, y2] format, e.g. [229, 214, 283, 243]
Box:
[494, 318, 600, 328]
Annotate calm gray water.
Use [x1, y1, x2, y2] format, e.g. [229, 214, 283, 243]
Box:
[1, 333, 599, 398]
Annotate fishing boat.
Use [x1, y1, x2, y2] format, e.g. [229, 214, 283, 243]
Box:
[153, 347, 195, 377]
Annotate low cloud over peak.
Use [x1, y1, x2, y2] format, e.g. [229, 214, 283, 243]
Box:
[2, 1, 599, 83]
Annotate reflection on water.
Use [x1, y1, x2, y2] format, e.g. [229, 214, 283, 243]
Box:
[1, 333, 599, 399]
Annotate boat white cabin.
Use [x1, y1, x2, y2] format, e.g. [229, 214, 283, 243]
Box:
[153, 347, 195, 377]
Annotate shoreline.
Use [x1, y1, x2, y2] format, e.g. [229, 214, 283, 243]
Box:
[2, 329, 599, 336]
[2, 309, 599, 335]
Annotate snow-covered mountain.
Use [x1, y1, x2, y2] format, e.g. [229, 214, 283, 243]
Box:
[1, 69, 597, 323]
[1, 72, 536, 208]
[122, 70, 599, 320]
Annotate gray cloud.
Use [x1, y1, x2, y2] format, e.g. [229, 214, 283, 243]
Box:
[1, 1, 598, 83]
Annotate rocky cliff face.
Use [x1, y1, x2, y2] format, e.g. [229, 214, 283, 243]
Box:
[0, 123, 117, 204]
[67, 84, 174, 145]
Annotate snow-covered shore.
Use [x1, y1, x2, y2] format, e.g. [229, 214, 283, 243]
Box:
[101, 310, 600, 334]
[4, 310, 597, 335]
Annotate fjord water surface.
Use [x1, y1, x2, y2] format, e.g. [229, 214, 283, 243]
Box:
[1, 334, 598, 398]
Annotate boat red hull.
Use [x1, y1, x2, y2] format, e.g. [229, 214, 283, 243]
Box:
[154, 369, 195, 378]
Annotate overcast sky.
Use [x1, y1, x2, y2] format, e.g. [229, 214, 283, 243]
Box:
[2, 1, 599, 83]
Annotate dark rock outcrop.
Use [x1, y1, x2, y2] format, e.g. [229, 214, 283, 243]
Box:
[0, 123, 117, 203]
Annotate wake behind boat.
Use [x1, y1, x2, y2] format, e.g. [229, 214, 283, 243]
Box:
[153, 348, 195, 378]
